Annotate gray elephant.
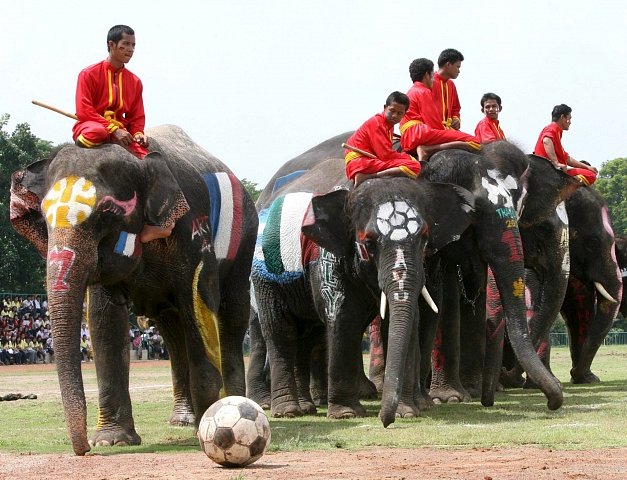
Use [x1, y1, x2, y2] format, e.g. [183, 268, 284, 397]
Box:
[9, 125, 258, 455]
[423, 145, 581, 409]
[252, 158, 475, 426]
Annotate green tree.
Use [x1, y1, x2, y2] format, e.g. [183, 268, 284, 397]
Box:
[240, 178, 261, 203]
[0, 114, 53, 292]
[594, 157, 627, 236]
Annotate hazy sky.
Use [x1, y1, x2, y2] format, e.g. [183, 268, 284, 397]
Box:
[3, 1, 626, 186]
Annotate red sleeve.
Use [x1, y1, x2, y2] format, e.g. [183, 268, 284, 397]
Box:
[123, 74, 146, 135]
[449, 80, 461, 121]
[75, 69, 110, 129]
[368, 117, 413, 163]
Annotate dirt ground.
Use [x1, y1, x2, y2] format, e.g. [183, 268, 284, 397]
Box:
[2, 363, 627, 479]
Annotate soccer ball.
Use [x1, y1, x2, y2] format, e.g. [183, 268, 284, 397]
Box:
[197, 396, 271, 467]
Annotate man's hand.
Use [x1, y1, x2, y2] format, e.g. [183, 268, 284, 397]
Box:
[450, 118, 461, 130]
[134, 133, 149, 147]
[112, 128, 134, 146]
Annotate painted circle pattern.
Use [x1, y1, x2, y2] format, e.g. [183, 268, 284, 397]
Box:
[376, 200, 420, 241]
[42, 176, 97, 228]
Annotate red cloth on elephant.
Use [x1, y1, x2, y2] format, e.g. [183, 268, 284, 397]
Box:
[432, 72, 461, 129]
[72, 60, 148, 158]
[400, 82, 480, 152]
[475, 117, 506, 143]
[534, 122, 596, 185]
[344, 112, 421, 180]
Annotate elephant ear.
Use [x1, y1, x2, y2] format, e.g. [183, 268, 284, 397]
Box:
[141, 153, 190, 229]
[301, 189, 351, 257]
[9, 158, 52, 258]
[421, 180, 475, 254]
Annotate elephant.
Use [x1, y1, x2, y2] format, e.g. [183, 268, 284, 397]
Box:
[421, 143, 581, 409]
[9, 125, 258, 455]
[251, 158, 476, 425]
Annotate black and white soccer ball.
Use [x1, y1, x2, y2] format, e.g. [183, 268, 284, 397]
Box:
[197, 396, 271, 467]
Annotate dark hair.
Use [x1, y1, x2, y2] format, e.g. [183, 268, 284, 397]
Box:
[551, 104, 572, 122]
[437, 48, 464, 68]
[480, 92, 502, 108]
[409, 58, 434, 83]
[386, 91, 410, 109]
[107, 25, 135, 51]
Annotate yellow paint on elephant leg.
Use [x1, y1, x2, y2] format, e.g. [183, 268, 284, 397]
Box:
[193, 261, 225, 397]
[512, 277, 525, 298]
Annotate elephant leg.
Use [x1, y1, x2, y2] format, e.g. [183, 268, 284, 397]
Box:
[430, 262, 470, 404]
[157, 316, 195, 426]
[327, 298, 369, 420]
[459, 292, 486, 398]
[368, 315, 385, 392]
[309, 336, 328, 406]
[294, 326, 319, 415]
[246, 308, 271, 409]
[87, 285, 141, 447]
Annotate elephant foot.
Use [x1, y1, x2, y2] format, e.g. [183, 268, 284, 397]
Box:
[571, 369, 600, 384]
[500, 368, 525, 388]
[247, 387, 271, 410]
[169, 410, 195, 427]
[395, 400, 419, 418]
[89, 427, 141, 448]
[327, 402, 366, 419]
[429, 384, 470, 404]
[271, 401, 303, 418]
[415, 392, 434, 411]
[310, 386, 327, 407]
[359, 377, 379, 400]
[299, 399, 317, 415]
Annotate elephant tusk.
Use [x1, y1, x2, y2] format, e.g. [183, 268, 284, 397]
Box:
[594, 281, 617, 303]
[380, 292, 387, 320]
[421, 286, 439, 314]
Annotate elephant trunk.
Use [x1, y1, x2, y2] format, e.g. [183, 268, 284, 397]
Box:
[378, 249, 421, 427]
[46, 235, 96, 455]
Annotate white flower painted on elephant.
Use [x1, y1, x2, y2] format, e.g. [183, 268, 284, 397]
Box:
[42, 176, 96, 228]
[392, 248, 409, 302]
[482, 169, 517, 209]
[376, 200, 420, 241]
[556, 202, 570, 275]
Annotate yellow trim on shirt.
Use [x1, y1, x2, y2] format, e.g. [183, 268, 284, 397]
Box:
[400, 119, 422, 134]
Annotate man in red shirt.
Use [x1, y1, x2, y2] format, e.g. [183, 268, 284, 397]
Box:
[432, 49, 464, 130]
[345, 91, 420, 187]
[475, 92, 506, 144]
[400, 58, 480, 162]
[73, 25, 149, 159]
[533, 104, 597, 185]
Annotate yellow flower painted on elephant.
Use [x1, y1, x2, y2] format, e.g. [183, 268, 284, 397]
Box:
[512, 277, 525, 298]
[193, 261, 225, 396]
[42, 176, 96, 228]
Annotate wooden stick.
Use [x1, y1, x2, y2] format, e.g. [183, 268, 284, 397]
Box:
[32, 100, 78, 120]
[341, 142, 376, 159]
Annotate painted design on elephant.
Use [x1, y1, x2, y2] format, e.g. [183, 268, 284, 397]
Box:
[536, 339, 549, 358]
[486, 271, 505, 342]
[501, 229, 523, 263]
[191, 215, 212, 253]
[253, 192, 313, 283]
[202, 172, 243, 261]
[114, 232, 141, 258]
[496, 207, 516, 220]
[42, 176, 96, 228]
[319, 248, 344, 322]
[391, 248, 409, 302]
[375, 200, 421, 241]
[48, 246, 76, 292]
[556, 202, 570, 275]
[512, 277, 524, 298]
[96, 192, 137, 217]
[432, 327, 444, 371]
[192, 261, 224, 394]
[481, 169, 517, 208]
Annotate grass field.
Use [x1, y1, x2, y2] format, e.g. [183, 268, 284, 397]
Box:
[1, 346, 626, 455]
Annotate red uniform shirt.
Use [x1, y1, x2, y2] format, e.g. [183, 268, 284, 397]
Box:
[534, 122, 568, 164]
[474, 117, 505, 143]
[345, 112, 419, 180]
[73, 60, 146, 138]
[432, 72, 461, 129]
[402, 81, 442, 130]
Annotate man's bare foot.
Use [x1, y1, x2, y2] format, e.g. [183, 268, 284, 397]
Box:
[140, 224, 173, 243]
[416, 146, 433, 162]
[354, 173, 376, 187]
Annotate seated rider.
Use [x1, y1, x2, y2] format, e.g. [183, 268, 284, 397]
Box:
[533, 104, 598, 185]
[73, 25, 172, 242]
[400, 58, 481, 162]
[344, 91, 421, 187]
[474, 92, 506, 144]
